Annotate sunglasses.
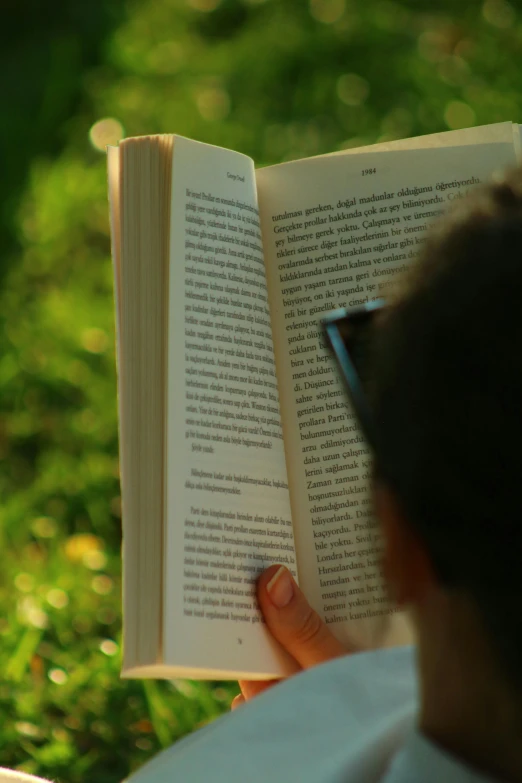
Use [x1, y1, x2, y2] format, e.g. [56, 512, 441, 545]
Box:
[321, 298, 386, 453]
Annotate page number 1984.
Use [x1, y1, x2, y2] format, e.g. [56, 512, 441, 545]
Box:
[362, 168, 376, 176]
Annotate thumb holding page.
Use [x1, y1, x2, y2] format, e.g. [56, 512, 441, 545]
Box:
[233, 565, 349, 708]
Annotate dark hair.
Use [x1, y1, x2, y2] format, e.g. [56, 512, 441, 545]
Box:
[369, 169, 522, 687]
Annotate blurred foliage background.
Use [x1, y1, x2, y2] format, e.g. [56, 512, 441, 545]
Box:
[1, 0, 521, 779]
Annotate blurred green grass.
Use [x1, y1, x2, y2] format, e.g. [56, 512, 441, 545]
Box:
[1, 0, 521, 779]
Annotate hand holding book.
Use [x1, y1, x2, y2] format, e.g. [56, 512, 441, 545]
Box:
[233, 564, 347, 709]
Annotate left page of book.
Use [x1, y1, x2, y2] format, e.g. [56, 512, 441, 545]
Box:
[161, 137, 298, 679]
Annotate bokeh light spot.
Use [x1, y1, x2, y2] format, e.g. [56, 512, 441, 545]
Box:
[196, 87, 230, 122]
[83, 549, 108, 570]
[18, 597, 49, 629]
[65, 534, 103, 563]
[92, 575, 113, 595]
[417, 30, 448, 63]
[16, 722, 42, 739]
[14, 573, 34, 593]
[483, 0, 515, 28]
[171, 679, 197, 697]
[380, 108, 413, 139]
[81, 328, 108, 354]
[49, 668, 68, 685]
[444, 100, 476, 129]
[99, 639, 119, 656]
[89, 118, 124, 152]
[336, 74, 369, 106]
[31, 516, 58, 539]
[310, 0, 345, 24]
[46, 589, 69, 609]
[136, 738, 153, 751]
[52, 728, 70, 743]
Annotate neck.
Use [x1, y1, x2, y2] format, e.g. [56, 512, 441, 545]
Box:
[416, 594, 522, 783]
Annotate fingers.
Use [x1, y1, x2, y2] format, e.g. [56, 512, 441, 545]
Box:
[256, 565, 348, 669]
[238, 679, 279, 701]
[231, 694, 244, 710]
[232, 680, 278, 709]
[232, 565, 349, 711]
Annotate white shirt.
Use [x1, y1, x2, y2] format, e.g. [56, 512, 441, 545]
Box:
[127, 645, 501, 782]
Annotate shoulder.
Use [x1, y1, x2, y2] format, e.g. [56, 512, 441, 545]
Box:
[129, 645, 418, 783]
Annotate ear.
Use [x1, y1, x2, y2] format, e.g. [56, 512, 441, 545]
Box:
[373, 482, 437, 607]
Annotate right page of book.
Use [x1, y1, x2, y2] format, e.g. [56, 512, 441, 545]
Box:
[256, 136, 518, 651]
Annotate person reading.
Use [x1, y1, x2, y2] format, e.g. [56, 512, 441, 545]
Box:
[2, 165, 519, 783]
[127, 168, 522, 783]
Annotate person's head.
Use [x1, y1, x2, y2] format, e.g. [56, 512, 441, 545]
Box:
[369, 169, 522, 693]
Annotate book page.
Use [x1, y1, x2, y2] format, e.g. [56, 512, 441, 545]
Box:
[163, 137, 298, 679]
[256, 140, 517, 652]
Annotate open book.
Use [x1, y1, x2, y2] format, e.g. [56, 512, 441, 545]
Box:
[108, 121, 522, 679]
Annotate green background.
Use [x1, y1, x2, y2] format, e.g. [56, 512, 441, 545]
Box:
[1, 0, 520, 779]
